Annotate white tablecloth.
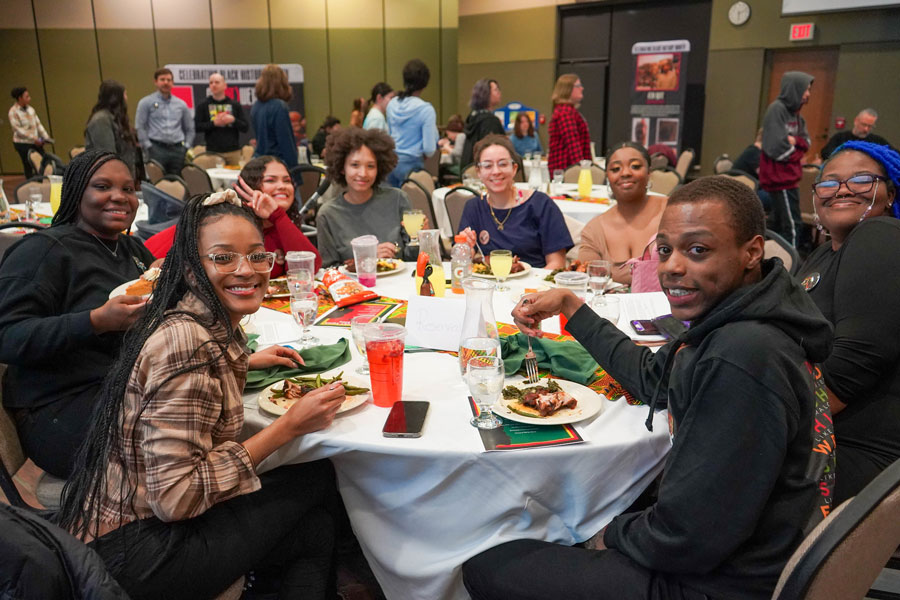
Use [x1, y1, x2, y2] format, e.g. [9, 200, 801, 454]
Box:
[241, 267, 671, 600]
[7, 201, 149, 225]
[206, 167, 240, 190]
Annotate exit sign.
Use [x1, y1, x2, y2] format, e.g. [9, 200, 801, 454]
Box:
[790, 23, 815, 41]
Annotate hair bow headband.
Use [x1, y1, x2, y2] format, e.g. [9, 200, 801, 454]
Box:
[201, 189, 242, 208]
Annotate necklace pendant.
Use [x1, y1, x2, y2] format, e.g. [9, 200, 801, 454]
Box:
[497, 223, 504, 231]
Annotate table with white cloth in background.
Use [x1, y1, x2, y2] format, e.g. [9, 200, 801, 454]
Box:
[206, 167, 241, 191]
[5, 201, 149, 228]
[241, 265, 672, 600]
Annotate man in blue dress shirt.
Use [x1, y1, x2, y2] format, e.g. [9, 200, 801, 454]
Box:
[136, 67, 194, 175]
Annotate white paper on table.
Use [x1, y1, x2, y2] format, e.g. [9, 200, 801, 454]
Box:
[613, 292, 672, 342]
[257, 321, 301, 345]
[405, 294, 467, 351]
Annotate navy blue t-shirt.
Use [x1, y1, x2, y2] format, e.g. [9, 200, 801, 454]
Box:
[457, 191, 573, 267]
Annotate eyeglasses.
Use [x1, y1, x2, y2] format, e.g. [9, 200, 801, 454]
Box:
[574, 83, 584, 88]
[205, 251, 276, 273]
[476, 160, 513, 170]
[812, 174, 888, 199]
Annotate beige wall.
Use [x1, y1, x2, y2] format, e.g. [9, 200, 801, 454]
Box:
[0, 0, 457, 175]
[701, 0, 900, 174]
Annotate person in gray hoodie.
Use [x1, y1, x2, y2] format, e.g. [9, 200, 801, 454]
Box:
[464, 176, 833, 600]
[759, 71, 814, 249]
[386, 59, 438, 187]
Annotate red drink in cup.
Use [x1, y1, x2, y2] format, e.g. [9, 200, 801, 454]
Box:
[364, 323, 406, 407]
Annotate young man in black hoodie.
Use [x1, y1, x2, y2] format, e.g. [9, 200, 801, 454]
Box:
[462, 177, 834, 600]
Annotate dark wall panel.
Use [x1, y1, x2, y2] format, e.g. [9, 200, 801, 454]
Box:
[607, 0, 711, 159]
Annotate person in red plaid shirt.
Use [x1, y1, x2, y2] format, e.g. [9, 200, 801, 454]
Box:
[548, 74, 591, 173]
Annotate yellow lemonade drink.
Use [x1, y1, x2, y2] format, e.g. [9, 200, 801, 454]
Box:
[415, 263, 446, 297]
[490, 252, 512, 280]
[402, 210, 426, 239]
[577, 164, 593, 199]
[49, 176, 63, 214]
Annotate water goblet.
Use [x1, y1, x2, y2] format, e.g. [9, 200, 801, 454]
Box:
[290, 292, 320, 348]
[350, 316, 372, 375]
[466, 355, 504, 430]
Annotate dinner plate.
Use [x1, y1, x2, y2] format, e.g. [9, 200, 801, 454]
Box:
[265, 278, 291, 299]
[491, 377, 604, 425]
[471, 261, 532, 280]
[339, 259, 406, 278]
[109, 278, 151, 299]
[257, 377, 369, 417]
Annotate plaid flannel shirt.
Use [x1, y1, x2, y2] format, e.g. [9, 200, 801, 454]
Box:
[548, 103, 591, 173]
[93, 293, 260, 530]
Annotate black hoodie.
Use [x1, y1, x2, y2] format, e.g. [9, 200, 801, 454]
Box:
[566, 259, 833, 599]
[460, 109, 505, 168]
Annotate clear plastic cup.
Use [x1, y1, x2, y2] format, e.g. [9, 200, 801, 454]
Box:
[351, 235, 378, 288]
[364, 323, 406, 407]
[285, 250, 316, 278]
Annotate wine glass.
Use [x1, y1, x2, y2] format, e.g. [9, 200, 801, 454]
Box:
[286, 268, 314, 297]
[490, 249, 513, 292]
[402, 209, 425, 245]
[466, 355, 504, 430]
[350, 316, 371, 375]
[593, 294, 620, 325]
[290, 292, 319, 348]
[587, 260, 611, 306]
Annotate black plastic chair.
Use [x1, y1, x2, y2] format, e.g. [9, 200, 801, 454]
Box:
[134, 181, 185, 241]
[290, 164, 327, 207]
[444, 186, 480, 235]
[181, 163, 214, 196]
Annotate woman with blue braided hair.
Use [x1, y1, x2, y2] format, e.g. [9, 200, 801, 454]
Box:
[797, 140, 900, 503]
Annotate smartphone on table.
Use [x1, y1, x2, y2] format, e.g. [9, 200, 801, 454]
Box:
[382, 401, 430, 438]
[630, 315, 689, 340]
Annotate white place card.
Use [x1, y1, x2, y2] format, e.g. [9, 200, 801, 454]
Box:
[405, 295, 467, 352]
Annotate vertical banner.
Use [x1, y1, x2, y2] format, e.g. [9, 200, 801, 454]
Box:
[630, 41, 690, 153]
[166, 64, 305, 147]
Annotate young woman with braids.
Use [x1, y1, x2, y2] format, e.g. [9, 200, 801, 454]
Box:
[56, 191, 345, 599]
[0, 150, 156, 478]
[144, 155, 322, 275]
[796, 141, 900, 503]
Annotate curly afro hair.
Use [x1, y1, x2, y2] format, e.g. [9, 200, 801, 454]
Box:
[324, 127, 398, 188]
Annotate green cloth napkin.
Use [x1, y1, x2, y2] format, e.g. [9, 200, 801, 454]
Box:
[246, 333, 259, 352]
[244, 338, 351, 393]
[500, 333, 599, 385]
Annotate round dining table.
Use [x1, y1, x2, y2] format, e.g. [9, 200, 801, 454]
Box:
[241, 265, 671, 600]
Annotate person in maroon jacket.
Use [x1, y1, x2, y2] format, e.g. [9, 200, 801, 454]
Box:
[759, 71, 813, 249]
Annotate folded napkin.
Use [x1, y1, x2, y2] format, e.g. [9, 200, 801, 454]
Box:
[500, 333, 599, 385]
[244, 338, 351, 393]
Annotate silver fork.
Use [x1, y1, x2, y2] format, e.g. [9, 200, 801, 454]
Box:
[524, 334, 539, 383]
[521, 299, 540, 383]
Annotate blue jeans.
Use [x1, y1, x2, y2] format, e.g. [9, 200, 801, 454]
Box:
[387, 154, 423, 188]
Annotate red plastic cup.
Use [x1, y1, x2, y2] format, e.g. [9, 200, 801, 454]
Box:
[364, 323, 406, 407]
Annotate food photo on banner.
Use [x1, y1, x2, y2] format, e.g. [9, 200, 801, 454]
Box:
[166, 63, 305, 148]
[629, 40, 690, 153]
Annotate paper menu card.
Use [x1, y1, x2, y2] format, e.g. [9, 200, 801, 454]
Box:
[468, 397, 584, 452]
[608, 291, 672, 342]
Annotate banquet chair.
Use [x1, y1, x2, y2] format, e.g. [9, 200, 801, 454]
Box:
[771, 457, 900, 600]
[14, 176, 50, 204]
[69, 146, 86, 160]
[674, 148, 695, 181]
[461, 163, 478, 181]
[289, 164, 326, 209]
[764, 229, 800, 275]
[241, 144, 255, 164]
[721, 169, 759, 192]
[0, 365, 65, 510]
[408, 169, 435, 196]
[650, 153, 669, 170]
[713, 154, 734, 174]
[155, 175, 188, 202]
[28, 149, 43, 175]
[134, 180, 186, 240]
[648, 167, 682, 196]
[191, 151, 227, 170]
[563, 163, 606, 184]
[189, 144, 206, 157]
[512, 153, 527, 183]
[0, 222, 47, 261]
[144, 159, 165, 184]
[444, 186, 479, 234]
[181, 163, 214, 196]
[401, 178, 439, 234]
